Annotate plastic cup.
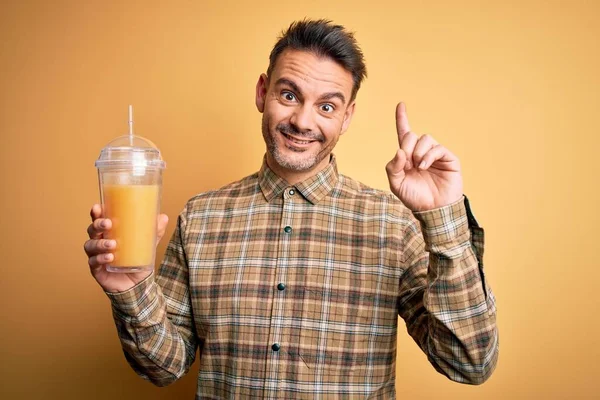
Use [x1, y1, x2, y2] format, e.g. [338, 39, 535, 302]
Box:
[95, 135, 166, 273]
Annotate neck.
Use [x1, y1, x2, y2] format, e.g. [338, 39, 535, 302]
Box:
[265, 153, 331, 185]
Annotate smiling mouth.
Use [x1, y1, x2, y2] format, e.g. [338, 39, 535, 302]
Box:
[281, 132, 318, 145]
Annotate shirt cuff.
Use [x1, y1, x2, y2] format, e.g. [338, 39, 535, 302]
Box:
[105, 272, 159, 322]
[412, 196, 472, 257]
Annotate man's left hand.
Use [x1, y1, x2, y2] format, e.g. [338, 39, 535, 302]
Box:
[385, 102, 463, 212]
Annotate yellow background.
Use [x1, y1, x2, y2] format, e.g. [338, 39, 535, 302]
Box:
[1, 0, 598, 398]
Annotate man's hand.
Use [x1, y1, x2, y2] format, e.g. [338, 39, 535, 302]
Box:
[83, 204, 169, 293]
[385, 102, 463, 212]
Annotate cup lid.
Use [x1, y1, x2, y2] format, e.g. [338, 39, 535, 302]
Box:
[95, 135, 166, 169]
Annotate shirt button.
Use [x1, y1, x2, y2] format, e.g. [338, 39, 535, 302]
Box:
[272, 343, 281, 351]
[284, 226, 292, 234]
[277, 283, 286, 291]
[288, 189, 295, 196]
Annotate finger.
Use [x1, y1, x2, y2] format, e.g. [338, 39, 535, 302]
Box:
[88, 252, 114, 268]
[90, 204, 102, 221]
[395, 102, 411, 144]
[83, 239, 116, 257]
[386, 148, 407, 177]
[412, 134, 438, 168]
[87, 218, 112, 239]
[156, 214, 169, 243]
[400, 131, 418, 170]
[419, 145, 460, 170]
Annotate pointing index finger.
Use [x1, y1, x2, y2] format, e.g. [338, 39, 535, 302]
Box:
[396, 102, 411, 145]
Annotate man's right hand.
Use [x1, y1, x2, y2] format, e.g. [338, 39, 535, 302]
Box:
[84, 204, 169, 293]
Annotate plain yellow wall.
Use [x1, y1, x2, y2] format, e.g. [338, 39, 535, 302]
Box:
[1, 0, 598, 398]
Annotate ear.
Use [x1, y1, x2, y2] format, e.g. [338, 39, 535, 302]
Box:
[340, 101, 356, 135]
[255, 73, 269, 113]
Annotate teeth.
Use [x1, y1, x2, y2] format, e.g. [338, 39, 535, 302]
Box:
[284, 133, 312, 145]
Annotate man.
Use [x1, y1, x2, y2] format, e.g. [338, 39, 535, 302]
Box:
[84, 19, 498, 398]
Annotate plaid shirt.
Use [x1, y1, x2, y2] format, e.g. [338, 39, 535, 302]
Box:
[108, 155, 498, 399]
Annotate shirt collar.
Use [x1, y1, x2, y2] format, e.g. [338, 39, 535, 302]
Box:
[258, 154, 339, 205]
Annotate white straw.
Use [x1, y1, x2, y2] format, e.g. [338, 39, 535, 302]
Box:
[128, 105, 134, 145]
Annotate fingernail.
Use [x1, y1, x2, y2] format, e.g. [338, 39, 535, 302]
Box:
[101, 220, 108, 228]
[105, 253, 113, 261]
[419, 160, 426, 169]
[105, 240, 115, 248]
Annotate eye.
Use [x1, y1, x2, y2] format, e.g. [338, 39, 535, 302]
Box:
[320, 103, 334, 113]
[282, 91, 297, 102]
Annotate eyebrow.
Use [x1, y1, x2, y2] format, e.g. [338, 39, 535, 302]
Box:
[274, 77, 347, 105]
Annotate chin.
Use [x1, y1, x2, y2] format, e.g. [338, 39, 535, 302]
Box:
[273, 148, 320, 172]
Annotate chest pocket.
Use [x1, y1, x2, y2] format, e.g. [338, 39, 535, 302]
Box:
[298, 262, 376, 372]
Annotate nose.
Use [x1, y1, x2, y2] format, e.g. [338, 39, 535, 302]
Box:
[289, 104, 316, 133]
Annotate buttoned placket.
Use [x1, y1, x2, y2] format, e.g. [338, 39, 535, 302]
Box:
[264, 186, 297, 398]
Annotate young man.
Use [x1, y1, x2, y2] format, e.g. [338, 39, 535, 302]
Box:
[84, 19, 498, 398]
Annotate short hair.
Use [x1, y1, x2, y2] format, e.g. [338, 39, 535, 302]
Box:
[267, 19, 367, 102]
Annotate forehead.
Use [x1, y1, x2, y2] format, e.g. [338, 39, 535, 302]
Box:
[270, 49, 354, 102]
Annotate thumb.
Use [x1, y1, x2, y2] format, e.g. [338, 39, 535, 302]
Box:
[386, 148, 407, 178]
[156, 214, 169, 244]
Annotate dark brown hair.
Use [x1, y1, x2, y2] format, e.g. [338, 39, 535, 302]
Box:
[267, 19, 367, 102]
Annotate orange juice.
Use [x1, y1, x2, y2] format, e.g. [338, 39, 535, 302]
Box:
[103, 184, 159, 268]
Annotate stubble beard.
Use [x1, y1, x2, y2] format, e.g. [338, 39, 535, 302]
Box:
[262, 116, 336, 172]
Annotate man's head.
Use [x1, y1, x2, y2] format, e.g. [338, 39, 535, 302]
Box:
[256, 20, 367, 182]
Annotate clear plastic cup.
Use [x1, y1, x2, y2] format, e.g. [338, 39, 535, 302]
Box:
[95, 135, 166, 273]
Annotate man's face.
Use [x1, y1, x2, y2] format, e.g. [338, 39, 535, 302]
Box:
[255, 49, 356, 175]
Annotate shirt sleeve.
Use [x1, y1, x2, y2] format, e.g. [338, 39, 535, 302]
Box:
[106, 204, 198, 387]
[397, 195, 499, 384]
